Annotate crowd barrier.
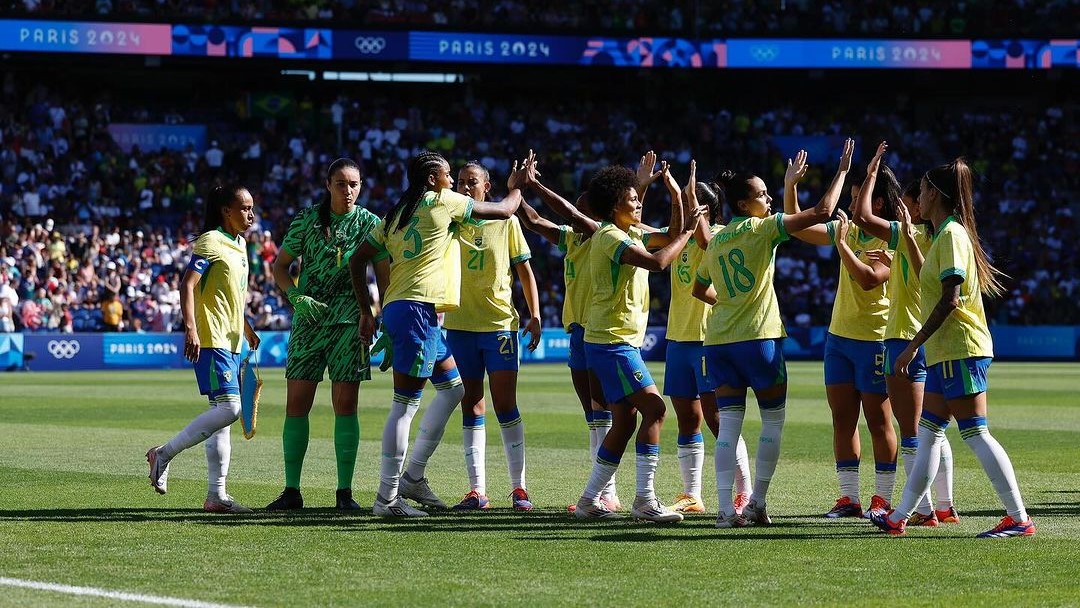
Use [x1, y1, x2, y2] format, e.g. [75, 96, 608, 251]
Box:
[2, 326, 1077, 372]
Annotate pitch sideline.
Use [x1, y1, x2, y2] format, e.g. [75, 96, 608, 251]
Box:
[0, 576, 253, 608]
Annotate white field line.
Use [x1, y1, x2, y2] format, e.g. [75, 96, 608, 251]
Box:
[0, 577, 255, 608]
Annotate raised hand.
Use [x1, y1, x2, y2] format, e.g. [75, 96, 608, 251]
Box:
[896, 199, 917, 238]
[837, 138, 855, 173]
[661, 161, 681, 195]
[785, 149, 808, 186]
[637, 150, 661, 192]
[681, 159, 698, 203]
[835, 208, 850, 243]
[865, 249, 893, 268]
[507, 149, 536, 190]
[868, 141, 887, 175]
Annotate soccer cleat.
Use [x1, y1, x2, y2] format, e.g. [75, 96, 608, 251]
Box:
[399, 475, 448, 509]
[630, 496, 684, 524]
[511, 487, 534, 511]
[715, 512, 750, 529]
[335, 489, 361, 511]
[976, 516, 1035, 538]
[865, 495, 891, 519]
[601, 493, 623, 512]
[743, 499, 772, 526]
[869, 510, 906, 535]
[453, 490, 491, 511]
[573, 496, 619, 519]
[936, 506, 961, 524]
[373, 496, 429, 517]
[266, 487, 304, 511]
[146, 446, 169, 495]
[204, 495, 254, 514]
[907, 511, 939, 527]
[733, 492, 751, 515]
[671, 493, 706, 514]
[824, 496, 864, 518]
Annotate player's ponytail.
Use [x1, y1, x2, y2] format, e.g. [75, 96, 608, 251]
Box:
[714, 170, 756, 217]
[925, 158, 1006, 298]
[871, 162, 902, 222]
[201, 182, 247, 235]
[385, 151, 447, 234]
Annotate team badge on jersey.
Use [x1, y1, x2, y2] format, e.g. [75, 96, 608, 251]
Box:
[681, 252, 689, 263]
[634, 370, 644, 381]
[474, 235, 484, 247]
[223, 370, 233, 382]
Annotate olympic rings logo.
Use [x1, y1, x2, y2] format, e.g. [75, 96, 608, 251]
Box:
[47, 339, 81, 359]
[353, 37, 387, 54]
[750, 45, 779, 62]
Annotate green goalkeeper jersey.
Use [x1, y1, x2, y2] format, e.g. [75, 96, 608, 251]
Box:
[281, 204, 380, 327]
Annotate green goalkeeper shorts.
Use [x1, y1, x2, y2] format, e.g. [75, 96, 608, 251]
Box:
[286, 322, 371, 383]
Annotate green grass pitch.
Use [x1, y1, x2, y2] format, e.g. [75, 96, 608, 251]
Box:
[1, 361, 1079, 607]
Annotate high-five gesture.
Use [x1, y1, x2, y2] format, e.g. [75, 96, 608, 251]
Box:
[507, 149, 535, 191]
[837, 137, 855, 174]
[785, 149, 808, 187]
[868, 141, 887, 176]
[636, 150, 661, 197]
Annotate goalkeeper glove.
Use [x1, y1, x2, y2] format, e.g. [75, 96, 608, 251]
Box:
[287, 288, 328, 325]
[371, 324, 393, 372]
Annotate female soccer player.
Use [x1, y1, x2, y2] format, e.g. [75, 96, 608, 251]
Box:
[146, 184, 260, 513]
[695, 143, 850, 528]
[443, 161, 542, 511]
[513, 175, 621, 511]
[569, 163, 701, 523]
[349, 150, 526, 517]
[665, 167, 752, 516]
[784, 142, 899, 519]
[871, 159, 1034, 538]
[851, 143, 958, 526]
[265, 158, 381, 512]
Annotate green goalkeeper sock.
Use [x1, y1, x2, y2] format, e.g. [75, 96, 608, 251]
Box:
[282, 415, 310, 489]
[335, 413, 360, 491]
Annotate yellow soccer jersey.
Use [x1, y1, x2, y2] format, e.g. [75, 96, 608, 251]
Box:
[190, 229, 248, 352]
[920, 217, 994, 365]
[884, 223, 933, 340]
[826, 219, 900, 341]
[584, 223, 651, 347]
[697, 215, 789, 346]
[367, 188, 474, 311]
[443, 215, 532, 332]
[668, 224, 722, 342]
[559, 225, 592, 332]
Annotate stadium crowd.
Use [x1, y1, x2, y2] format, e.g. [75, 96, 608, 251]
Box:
[0, 76, 1076, 334]
[6, 0, 1078, 37]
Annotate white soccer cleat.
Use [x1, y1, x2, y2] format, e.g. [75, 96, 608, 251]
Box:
[373, 496, 429, 517]
[203, 495, 254, 514]
[715, 512, 750, 528]
[743, 499, 772, 526]
[573, 496, 619, 520]
[146, 446, 169, 495]
[630, 496, 684, 524]
[399, 475, 448, 509]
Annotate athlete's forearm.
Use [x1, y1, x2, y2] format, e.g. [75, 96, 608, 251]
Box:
[349, 253, 375, 316]
[909, 282, 962, 351]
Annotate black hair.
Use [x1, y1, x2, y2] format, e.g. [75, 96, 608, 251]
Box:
[870, 162, 901, 222]
[319, 158, 362, 240]
[385, 151, 447, 234]
[713, 170, 757, 216]
[586, 166, 637, 221]
[903, 179, 921, 201]
[461, 160, 490, 182]
[201, 183, 247, 234]
[696, 181, 722, 224]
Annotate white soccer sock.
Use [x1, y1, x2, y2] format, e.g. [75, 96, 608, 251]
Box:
[934, 435, 955, 511]
[635, 443, 660, 500]
[378, 390, 422, 502]
[676, 433, 704, 498]
[892, 421, 944, 522]
[206, 425, 230, 500]
[960, 417, 1028, 522]
[498, 407, 526, 489]
[404, 381, 464, 481]
[583, 447, 619, 501]
[734, 435, 751, 496]
[751, 405, 785, 506]
[836, 461, 861, 503]
[715, 407, 747, 517]
[875, 462, 897, 502]
[462, 413, 487, 495]
[161, 394, 241, 462]
[591, 410, 612, 458]
[586, 412, 598, 459]
[900, 436, 933, 515]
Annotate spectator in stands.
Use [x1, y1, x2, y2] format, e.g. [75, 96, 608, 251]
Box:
[101, 291, 124, 332]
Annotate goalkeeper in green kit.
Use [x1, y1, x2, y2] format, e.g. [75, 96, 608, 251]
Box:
[267, 159, 381, 510]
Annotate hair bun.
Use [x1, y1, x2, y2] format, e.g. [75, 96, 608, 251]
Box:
[718, 170, 737, 183]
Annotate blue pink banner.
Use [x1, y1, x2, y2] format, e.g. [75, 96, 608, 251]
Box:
[0, 19, 1076, 70]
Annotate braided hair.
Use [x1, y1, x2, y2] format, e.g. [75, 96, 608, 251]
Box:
[385, 151, 447, 234]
